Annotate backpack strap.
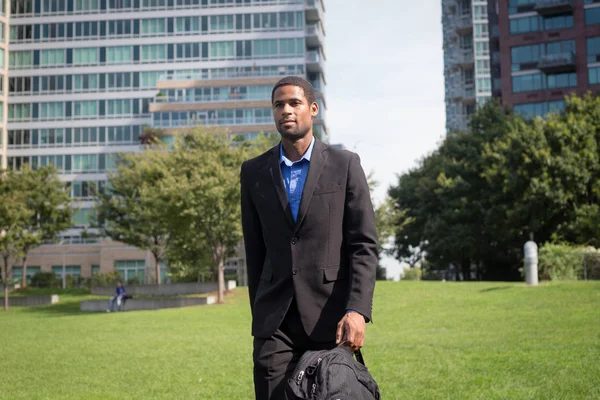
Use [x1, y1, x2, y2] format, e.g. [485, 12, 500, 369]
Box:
[354, 349, 366, 367]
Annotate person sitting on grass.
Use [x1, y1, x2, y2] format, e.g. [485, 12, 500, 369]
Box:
[107, 281, 126, 312]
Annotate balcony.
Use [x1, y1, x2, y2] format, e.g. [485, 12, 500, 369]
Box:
[535, 0, 573, 17]
[453, 14, 473, 34]
[538, 51, 576, 74]
[305, 24, 325, 50]
[306, 50, 325, 73]
[305, 0, 325, 23]
[452, 49, 474, 68]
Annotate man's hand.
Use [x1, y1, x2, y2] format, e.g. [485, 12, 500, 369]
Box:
[336, 311, 366, 352]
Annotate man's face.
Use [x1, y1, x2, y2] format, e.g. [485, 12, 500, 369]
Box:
[117, 282, 122, 288]
[272, 85, 318, 140]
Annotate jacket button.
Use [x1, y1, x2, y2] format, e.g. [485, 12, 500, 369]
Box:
[292, 269, 298, 275]
[291, 237, 298, 245]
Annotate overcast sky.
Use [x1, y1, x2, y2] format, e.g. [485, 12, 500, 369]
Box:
[325, 0, 446, 280]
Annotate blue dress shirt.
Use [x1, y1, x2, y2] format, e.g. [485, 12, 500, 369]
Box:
[280, 137, 315, 222]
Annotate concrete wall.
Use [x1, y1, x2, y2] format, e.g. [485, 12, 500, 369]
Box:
[2, 295, 59, 307]
[80, 296, 215, 312]
[92, 280, 236, 296]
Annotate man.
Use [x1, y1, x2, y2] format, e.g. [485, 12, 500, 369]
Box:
[240, 76, 378, 399]
[107, 280, 126, 312]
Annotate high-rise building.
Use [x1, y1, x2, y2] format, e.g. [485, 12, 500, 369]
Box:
[3, 0, 327, 284]
[442, 0, 493, 132]
[489, 0, 600, 119]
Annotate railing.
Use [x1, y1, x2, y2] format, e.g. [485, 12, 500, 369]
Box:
[42, 237, 101, 245]
[159, 69, 304, 83]
[306, 50, 323, 63]
[535, 0, 573, 11]
[453, 14, 473, 30]
[153, 94, 270, 104]
[152, 117, 274, 129]
[10, 0, 304, 18]
[538, 51, 576, 71]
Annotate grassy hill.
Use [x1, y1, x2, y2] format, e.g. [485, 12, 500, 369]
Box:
[1, 281, 599, 399]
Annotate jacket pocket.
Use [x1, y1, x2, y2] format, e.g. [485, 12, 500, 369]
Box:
[313, 184, 342, 196]
[323, 267, 347, 283]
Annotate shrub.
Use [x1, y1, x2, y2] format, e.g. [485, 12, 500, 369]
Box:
[30, 272, 58, 288]
[403, 267, 422, 281]
[538, 243, 590, 281]
[91, 272, 122, 287]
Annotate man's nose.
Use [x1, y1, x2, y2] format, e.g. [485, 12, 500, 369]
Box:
[282, 103, 293, 114]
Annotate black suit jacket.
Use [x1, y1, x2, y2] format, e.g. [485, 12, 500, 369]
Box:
[240, 138, 378, 342]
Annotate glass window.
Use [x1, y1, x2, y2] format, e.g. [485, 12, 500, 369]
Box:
[176, 16, 201, 33]
[114, 260, 145, 283]
[473, 5, 487, 20]
[40, 49, 65, 66]
[140, 71, 166, 88]
[8, 104, 31, 121]
[107, 73, 132, 89]
[73, 48, 98, 65]
[73, 154, 98, 171]
[75, 0, 99, 11]
[547, 72, 577, 89]
[512, 73, 543, 93]
[586, 8, 600, 26]
[590, 66, 600, 85]
[74, 22, 99, 38]
[107, 99, 132, 115]
[141, 18, 166, 35]
[52, 265, 82, 279]
[475, 41, 490, 57]
[39, 129, 65, 146]
[9, 51, 33, 68]
[141, 44, 167, 61]
[210, 41, 234, 59]
[510, 16, 539, 34]
[73, 101, 98, 118]
[107, 46, 133, 64]
[73, 74, 99, 91]
[587, 37, 600, 63]
[12, 266, 41, 283]
[142, 0, 167, 6]
[477, 77, 491, 93]
[476, 59, 490, 74]
[108, 20, 132, 36]
[513, 100, 565, 119]
[474, 23, 488, 38]
[511, 44, 541, 71]
[39, 102, 65, 120]
[108, 0, 132, 9]
[92, 264, 100, 275]
[544, 15, 573, 31]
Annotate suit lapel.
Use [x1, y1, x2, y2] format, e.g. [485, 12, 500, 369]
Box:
[294, 139, 327, 233]
[268, 146, 295, 229]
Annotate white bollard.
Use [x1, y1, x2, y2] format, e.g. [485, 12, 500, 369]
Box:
[524, 240, 539, 286]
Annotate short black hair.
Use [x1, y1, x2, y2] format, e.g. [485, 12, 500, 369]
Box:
[271, 76, 316, 105]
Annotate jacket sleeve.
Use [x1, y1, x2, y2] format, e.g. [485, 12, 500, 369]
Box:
[240, 161, 266, 313]
[343, 153, 378, 322]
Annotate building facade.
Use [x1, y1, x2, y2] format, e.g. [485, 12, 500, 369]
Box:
[4, 0, 327, 284]
[442, 0, 493, 132]
[490, 0, 600, 118]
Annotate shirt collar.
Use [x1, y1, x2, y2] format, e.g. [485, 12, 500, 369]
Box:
[280, 136, 315, 167]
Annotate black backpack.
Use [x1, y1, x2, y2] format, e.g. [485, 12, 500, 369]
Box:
[286, 345, 381, 400]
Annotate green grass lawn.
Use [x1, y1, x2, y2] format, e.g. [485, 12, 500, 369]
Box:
[1, 281, 599, 399]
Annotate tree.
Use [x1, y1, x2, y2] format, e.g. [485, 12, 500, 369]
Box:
[160, 130, 247, 303]
[367, 172, 412, 280]
[388, 94, 600, 281]
[0, 170, 34, 311]
[11, 166, 71, 288]
[96, 150, 172, 284]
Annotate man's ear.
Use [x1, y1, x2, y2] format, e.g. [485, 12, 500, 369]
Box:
[311, 101, 319, 118]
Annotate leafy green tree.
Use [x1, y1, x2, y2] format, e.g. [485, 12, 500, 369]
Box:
[0, 171, 34, 310]
[96, 150, 172, 284]
[160, 131, 247, 303]
[12, 166, 71, 288]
